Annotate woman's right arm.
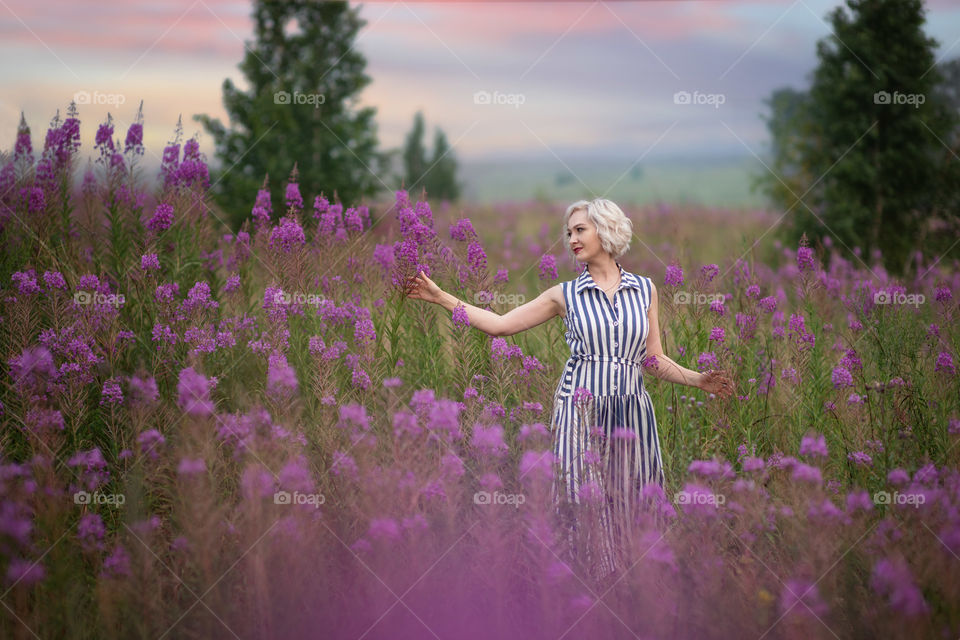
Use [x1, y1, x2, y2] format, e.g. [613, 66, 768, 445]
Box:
[407, 271, 562, 337]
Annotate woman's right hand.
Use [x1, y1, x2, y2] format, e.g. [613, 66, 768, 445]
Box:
[405, 270, 445, 305]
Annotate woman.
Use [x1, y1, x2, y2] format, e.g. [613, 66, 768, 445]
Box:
[405, 198, 734, 579]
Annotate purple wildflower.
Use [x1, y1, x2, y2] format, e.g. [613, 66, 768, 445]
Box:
[934, 351, 955, 375]
[177, 457, 207, 476]
[177, 367, 215, 416]
[467, 241, 487, 275]
[268, 216, 306, 253]
[831, 366, 854, 389]
[146, 203, 174, 233]
[267, 351, 298, 397]
[42, 270, 67, 290]
[450, 219, 477, 242]
[452, 302, 470, 329]
[368, 518, 401, 541]
[539, 254, 558, 281]
[791, 463, 822, 484]
[797, 246, 815, 271]
[141, 253, 160, 271]
[665, 264, 684, 287]
[285, 180, 303, 212]
[799, 433, 828, 458]
[870, 558, 929, 617]
[100, 545, 131, 579]
[11, 270, 41, 296]
[77, 513, 106, 552]
[848, 451, 872, 467]
[471, 423, 508, 457]
[223, 274, 241, 293]
[696, 351, 719, 370]
[5, 559, 46, 587]
[99, 378, 124, 406]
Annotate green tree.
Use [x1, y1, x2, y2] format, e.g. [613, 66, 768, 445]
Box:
[402, 111, 428, 193]
[755, 0, 959, 275]
[424, 128, 461, 201]
[195, 0, 387, 230]
[401, 111, 461, 202]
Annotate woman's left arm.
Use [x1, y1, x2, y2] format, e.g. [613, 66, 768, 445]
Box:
[641, 281, 704, 388]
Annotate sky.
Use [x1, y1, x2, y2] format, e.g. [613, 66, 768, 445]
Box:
[2, 0, 959, 174]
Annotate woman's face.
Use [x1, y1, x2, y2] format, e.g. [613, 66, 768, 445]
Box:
[566, 209, 600, 263]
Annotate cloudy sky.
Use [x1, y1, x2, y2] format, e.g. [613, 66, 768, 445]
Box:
[2, 0, 959, 171]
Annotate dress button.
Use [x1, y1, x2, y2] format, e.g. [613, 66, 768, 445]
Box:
[612, 385, 618, 391]
[613, 341, 618, 347]
[613, 321, 619, 326]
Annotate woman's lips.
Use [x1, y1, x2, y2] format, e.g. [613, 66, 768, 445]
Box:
[573, 248, 582, 254]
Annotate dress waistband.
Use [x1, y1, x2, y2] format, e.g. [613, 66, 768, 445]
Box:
[571, 354, 644, 367]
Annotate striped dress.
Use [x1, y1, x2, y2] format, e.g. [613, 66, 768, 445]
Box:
[549, 261, 665, 579]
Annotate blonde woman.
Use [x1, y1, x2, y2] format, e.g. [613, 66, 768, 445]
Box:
[406, 198, 734, 579]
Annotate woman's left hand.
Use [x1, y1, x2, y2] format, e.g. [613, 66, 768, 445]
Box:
[699, 369, 735, 399]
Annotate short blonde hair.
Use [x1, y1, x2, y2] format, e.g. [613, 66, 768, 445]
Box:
[562, 198, 633, 262]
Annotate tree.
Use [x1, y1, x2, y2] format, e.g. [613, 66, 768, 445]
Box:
[195, 0, 387, 230]
[402, 111, 428, 193]
[424, 128, 461, 202]
[401, 111, 461, 202]
[756, 0, 960, 276]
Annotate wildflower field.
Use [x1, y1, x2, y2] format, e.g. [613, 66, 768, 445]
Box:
[2, 105, 959, 639]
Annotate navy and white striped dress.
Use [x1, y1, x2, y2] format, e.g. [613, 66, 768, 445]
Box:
[549, 261, 665, 577]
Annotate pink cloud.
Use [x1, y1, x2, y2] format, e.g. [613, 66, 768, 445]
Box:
[1, 0, 749, 62]
[365, 2, 745, 45]
[0, 0, 250, 59]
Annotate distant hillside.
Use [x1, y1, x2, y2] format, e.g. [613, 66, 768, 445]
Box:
[456, 155, 769, 208]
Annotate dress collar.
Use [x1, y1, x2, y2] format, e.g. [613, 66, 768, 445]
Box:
[574, 261, 643, 295]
